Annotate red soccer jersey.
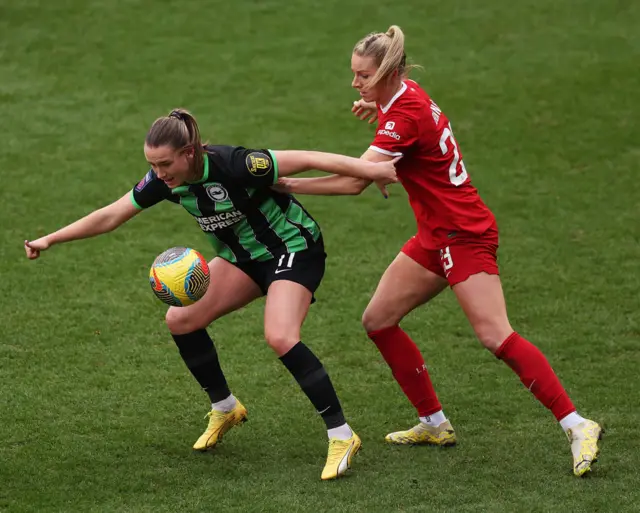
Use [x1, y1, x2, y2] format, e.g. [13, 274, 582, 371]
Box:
[370, 79, 496, 249]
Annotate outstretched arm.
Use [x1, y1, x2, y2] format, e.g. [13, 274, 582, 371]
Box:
[275, 175, 370, 196]
[24, 193, 141, 259]
[272, 149, 395, 197]
[271, 150, 398, 183]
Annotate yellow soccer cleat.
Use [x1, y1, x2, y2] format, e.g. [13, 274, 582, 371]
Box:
[192, 401, 248, 451]
[321, 432, 362, 480]
[385, 420, 457, 446]
[567, 419, 602, 477]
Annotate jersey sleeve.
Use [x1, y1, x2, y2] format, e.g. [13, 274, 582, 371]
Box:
[130, 169, 172, 209]
[219, 147, 278, 188]
[369, 112, 419, 157]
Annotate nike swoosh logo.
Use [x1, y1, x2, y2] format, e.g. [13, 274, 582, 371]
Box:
[317, 406, 331, 414]
[274, 268, 292, 274]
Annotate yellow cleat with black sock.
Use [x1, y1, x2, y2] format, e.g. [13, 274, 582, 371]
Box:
[321, 431, 362, 480]
[385, 420, 457, 446]
[193, 401, 248, 451]
[568, 419, 602, 476]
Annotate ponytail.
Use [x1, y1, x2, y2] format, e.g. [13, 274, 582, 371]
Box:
[353, 25, 420, 89]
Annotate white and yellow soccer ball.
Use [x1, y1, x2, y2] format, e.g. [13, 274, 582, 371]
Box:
[149, 247, 210, 307]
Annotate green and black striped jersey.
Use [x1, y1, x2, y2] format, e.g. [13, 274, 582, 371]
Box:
[130, 145, 321, 263]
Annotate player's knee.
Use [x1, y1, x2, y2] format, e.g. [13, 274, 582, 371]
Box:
[165, 307, 205, 335]
[362, 307, 396, 334]
[473, 323, 512, 353]
[264, 329, 299, 356]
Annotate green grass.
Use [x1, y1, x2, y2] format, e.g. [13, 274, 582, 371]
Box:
[1, 0, 639, 511]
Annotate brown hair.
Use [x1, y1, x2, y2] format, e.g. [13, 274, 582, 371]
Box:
[145, 108, 205, 175]
[353, 25, 420, 90]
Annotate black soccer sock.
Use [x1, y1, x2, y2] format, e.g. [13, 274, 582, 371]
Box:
[171, 330, 231, 403]
[279, 341, 346, 429]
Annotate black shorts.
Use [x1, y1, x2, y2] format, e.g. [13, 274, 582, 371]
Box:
[234, 239, 326, 297]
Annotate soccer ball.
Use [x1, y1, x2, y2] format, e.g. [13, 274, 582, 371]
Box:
[149, 247, 210, 306]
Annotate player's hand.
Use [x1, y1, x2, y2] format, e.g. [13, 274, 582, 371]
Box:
[371, 156, 402, 198]
[368, 156, 400, 184]
[24, 237, 50, 260]
[352, 99, 378, 124]
[374, 181, 391, 199]
[271, 177, 293, 194]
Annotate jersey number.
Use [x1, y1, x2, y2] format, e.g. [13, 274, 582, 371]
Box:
[439, 123, 468, 186]
[440, 246, 454, 272]
[275, 253, 296, 274]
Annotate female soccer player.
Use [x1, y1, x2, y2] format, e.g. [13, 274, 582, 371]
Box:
[277, 26, 602, 477]
[24, 108, 398, 480]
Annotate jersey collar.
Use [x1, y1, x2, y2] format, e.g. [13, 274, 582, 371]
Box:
[171, 152, 210, 194]
[379, 81, 407, 114]
[189, 151, 210, 184]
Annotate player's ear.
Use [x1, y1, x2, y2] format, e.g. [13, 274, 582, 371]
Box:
[182, 145, 195, 158]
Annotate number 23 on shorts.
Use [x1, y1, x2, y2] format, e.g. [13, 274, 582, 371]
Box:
[440, 246, 453, 276]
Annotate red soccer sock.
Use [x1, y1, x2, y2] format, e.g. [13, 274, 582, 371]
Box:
[495, 332, 575, 421]
[368, 325, 442, 417]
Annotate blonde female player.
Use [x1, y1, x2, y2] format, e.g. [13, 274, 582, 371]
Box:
[24, 108, 399, 480]
[277, 26, 602, 477]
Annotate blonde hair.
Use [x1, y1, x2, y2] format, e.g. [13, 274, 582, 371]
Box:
[145, 108, 205, 175]
[353, 25, 419, 89]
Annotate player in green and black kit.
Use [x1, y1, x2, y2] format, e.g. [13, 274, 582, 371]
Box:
[25, 108, 398, 480]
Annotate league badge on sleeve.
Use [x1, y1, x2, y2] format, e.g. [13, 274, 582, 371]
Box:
[245, 152, 272, 177]
[135, 170, 153, 191]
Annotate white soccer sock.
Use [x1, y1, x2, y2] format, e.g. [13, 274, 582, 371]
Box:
[327, 423, 353, 440]
[420, 410, 447, 427]
[211, 394, 237, 413]
[559, 411, 587, 432]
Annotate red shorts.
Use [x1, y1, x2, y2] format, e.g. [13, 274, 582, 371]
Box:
[401, 228, 500, 286]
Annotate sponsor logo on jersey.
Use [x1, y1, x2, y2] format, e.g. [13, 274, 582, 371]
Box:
[384, 121, 396, 130]
[205, 183, 229, 202]
[135, 171, 153, 191]
[377, 128, 401, 140]
[196, 211, 246, 231]
[245, 152, 272, 176]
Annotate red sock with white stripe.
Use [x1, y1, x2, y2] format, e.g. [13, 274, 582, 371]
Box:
[368, 326, 443, 418]
[495, 332, 583, 430]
